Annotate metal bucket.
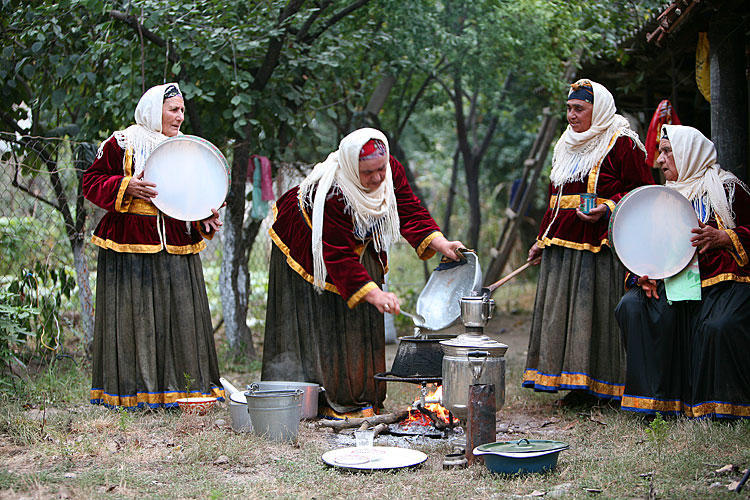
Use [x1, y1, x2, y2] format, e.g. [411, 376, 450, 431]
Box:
[228, 392, 252, 433]
[251, 381, 320, 419]
[244, 386, 303, 443]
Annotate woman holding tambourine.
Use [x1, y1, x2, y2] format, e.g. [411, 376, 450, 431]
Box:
[83, 83, 224, 410]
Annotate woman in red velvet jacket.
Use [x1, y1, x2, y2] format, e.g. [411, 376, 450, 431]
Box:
[83, 83, 224, 409]
[523, 79, 654, 405]
[262, 128, 463, 418]
[616, 124, 750, 419]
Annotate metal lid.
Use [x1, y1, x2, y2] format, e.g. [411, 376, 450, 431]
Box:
[475, 439, 569, 456]
[440, 334, 508, 355]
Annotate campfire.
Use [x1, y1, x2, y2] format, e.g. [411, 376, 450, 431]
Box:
[394, 385, 457, 436]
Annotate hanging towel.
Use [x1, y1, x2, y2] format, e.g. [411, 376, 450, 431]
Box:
[248, 154, 275, 201]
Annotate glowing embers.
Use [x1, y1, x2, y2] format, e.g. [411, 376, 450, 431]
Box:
[390, 385, 460, 438]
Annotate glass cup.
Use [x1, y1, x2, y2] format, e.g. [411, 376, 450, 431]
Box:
[579, 193, 597, 214]
[353, 429, 374, 459]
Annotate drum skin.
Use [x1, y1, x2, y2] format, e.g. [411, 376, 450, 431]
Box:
[144, 135, 229, 221]
[609, 185, 697, 279]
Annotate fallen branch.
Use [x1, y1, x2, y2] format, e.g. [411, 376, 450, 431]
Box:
[318, 409, 409, 432]
[415, 403, 448, 430]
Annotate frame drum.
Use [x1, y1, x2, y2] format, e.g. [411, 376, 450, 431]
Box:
[609, 185, 697, 279]
[144, 135, 229, 221]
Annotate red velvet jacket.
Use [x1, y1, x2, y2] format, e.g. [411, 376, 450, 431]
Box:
[697, 186, 750, 287]
[83, 136, 213, 254]
[537, 136, 654, 252]
[270, 155, 442, 308]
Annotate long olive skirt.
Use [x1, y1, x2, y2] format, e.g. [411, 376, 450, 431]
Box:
[617, 281, 750, 419]
[261, 245, 386, 414]
[522, 245, 626, 399]
[89, 249, 223, 409]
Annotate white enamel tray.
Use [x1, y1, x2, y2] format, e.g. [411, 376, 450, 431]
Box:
[321, 446, 427, 472]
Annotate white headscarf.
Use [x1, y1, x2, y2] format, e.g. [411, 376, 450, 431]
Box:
[299, 128, 400, 290]
[663, 124, 747, 229]
[98, 83, 181, 176]
[550, 80, 644, 187]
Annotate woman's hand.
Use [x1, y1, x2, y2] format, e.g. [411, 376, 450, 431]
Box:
[691, 221, 731, 253]
[201, 208, 223, 233]
[527, 242, 543, 263]
[125, 171, 158, 200]
[429, 235, 466, 261]
[576, 203, 607, 223]
[637, 275, 660, 299]
[364, 287, 401, 314]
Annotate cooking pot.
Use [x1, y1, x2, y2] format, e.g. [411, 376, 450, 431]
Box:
[473, 439, 569, 474]
[441, 339, 507, 420]
[390, 334, 454, 378]
[250, 381, 321, 419]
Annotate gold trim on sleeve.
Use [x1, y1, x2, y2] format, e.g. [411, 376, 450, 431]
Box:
[115, 177, 133, 212]
[347, 281, 378, 309]
[725, 229, 748, 267]
[416, 231, 442, 260]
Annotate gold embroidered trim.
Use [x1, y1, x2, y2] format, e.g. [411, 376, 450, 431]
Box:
[548, 195, 613, 210]
[522, 369, 624, 398]
[621, 395, 750, 418]
[90, 235, 205, 254]
[701, 272, 750, 287]
[268, 215, 339, 295]
[725, 229, 748, 267]
[537, 236, 608, 253]
[116, 177, 133, 213]
[586, 132, 619, 194]
[347, 281, 378, 309]
[417, 231, 442, 260]
[125, 198, 158, 216]
[90, 387, 225, 408]
[297, 192, 313, 228]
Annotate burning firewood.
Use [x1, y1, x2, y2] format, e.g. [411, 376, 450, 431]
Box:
[318, 409, 409, 432]
[415, 403, 451, 430]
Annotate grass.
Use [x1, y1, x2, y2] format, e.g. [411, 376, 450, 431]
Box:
[1, 285, 749, 499]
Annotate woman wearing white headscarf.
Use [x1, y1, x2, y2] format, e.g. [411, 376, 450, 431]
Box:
[262, 128, 464, 417]
[523, 79, 654, 406]
[83, 83, 224, 409]
[616, 124, 750, 419]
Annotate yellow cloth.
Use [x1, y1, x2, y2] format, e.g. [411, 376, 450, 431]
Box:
[695, 32, 711, 103]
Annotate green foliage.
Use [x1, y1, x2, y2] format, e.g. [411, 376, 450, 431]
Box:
[0, 288, 39, 387]
[646, 413, 670, 462]
[2, 263, 76, 373]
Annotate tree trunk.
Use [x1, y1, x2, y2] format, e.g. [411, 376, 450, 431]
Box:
[219, 141, 256, 359]
[442, 147, 460, 236]
[464, 157, 481, 249]
[70, 237, 94, 346]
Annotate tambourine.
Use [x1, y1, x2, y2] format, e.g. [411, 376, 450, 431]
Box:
[143, 135, 229, 221]
[608, 185, 697, 279]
